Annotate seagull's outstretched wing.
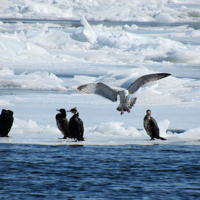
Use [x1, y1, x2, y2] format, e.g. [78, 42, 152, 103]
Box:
[77, 82, 118, 102]
[127, 73, 171, 94]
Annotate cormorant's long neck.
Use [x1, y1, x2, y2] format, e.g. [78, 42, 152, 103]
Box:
[61, 111, 66, 118]
[146, 114, 151, 119]
[74, 112, 79, 118]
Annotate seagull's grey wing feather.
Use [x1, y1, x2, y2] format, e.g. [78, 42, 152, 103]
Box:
[127, 73, 171, 94]
[77, 82, 118, 102]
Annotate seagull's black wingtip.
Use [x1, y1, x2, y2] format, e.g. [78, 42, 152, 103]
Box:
[158, 72, 171, 78]
[77, 85, 85, 91]
[165, 73, 171, 77]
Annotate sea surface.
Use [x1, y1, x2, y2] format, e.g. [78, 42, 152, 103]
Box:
[0, 144, 199, 199]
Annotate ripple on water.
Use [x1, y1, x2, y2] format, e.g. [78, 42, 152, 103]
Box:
[0, 144, 200, 199]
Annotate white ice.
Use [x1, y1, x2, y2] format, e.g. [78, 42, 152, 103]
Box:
[0, 68, 66, 90]
[0, 0, 200, 145]
[1, 0, 200, 22]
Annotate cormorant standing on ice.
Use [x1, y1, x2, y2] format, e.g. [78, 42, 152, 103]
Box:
[143, 109, 166, 140]
[0, 109, 14, 137]
[67, 107, 84, 141]
[56, 109, 72, 139]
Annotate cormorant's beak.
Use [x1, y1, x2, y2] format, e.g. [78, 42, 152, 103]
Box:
[56, 109, 60, 111]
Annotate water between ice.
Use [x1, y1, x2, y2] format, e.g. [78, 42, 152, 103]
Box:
[2, 19, 200, 29]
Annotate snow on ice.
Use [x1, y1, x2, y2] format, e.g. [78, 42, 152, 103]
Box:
[0, 0, 200, 145]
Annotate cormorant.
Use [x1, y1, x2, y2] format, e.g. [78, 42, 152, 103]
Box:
[143, 109, 166, 140]
[0, 109, 14, 137]
[77, 73, 170, 115]
[56, 108, 72, 139]
[67, 107, 84, 141]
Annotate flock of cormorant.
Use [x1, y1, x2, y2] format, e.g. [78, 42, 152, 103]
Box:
[56, 107, 84, 141]
[0, 73, 170, 141]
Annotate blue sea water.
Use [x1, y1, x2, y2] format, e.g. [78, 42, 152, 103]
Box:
[0, 144, 199, 199]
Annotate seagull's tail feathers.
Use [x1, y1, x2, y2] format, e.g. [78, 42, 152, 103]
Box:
[116, 98, 137, 112]
[116, 103, 123, 111]
[129, 98, 137, 109]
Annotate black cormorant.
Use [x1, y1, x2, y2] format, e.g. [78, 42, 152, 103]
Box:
[78, 73, 170, 115]
[56, 108, 72, 139]
[0, 109, 14, 137]
[143, 109, 166, 140]
[67, 107, 84, 141]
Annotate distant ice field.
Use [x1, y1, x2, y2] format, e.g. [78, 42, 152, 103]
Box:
[0, 0, 200, 145]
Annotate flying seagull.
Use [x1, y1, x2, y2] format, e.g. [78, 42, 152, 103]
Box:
[77, 73, 171, 115]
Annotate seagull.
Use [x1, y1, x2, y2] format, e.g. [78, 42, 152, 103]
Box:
[143, 109, 166, 140]
[77, 73, 171, 115]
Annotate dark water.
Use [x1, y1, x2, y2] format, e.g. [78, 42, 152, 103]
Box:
[0, 144, 200, 199]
